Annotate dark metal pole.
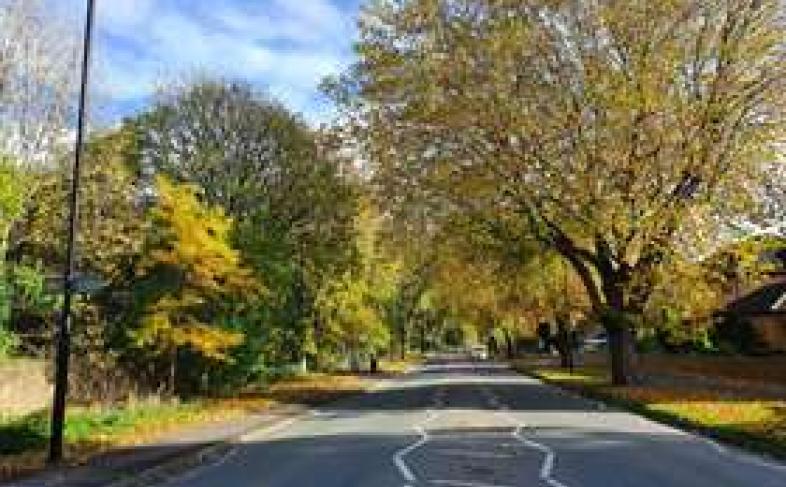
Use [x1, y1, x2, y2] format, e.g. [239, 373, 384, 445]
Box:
[49, 0, 96, 464]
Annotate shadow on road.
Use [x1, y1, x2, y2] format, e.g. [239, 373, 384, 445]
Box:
[157, 426, 782, 487]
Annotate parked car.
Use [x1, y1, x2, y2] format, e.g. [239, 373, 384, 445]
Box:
[469, 345, 489, 360]
[582, 332, 608, 352]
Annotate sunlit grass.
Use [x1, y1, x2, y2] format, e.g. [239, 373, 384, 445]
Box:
[512, 360, 786, 459]
[0, 373, 367, 481]
[0, 401, 222, 479]
[379, 355, 423, 375]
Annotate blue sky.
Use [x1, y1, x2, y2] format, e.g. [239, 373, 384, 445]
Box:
[64, 0, 364, 125]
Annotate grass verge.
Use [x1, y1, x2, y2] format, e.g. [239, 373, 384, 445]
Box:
[378, 355, 423, 375]
[0, 373, 366, 481]
[511, 361, 786, 461]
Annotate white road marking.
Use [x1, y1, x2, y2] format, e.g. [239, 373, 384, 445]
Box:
[432, 448, 516, 459]
[482, 387, 569, 487]
[154, 412, 305, 486]
[510, 424, 568, 487]
[431, 479, 515, 487]
[693, 428, 786, 472]
[394, 423, 429, 483]
[239, 415, 300, 442]
[394, 389, 443, 485]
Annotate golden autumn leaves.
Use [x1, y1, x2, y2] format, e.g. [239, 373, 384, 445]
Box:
[134, 177, 261, 361]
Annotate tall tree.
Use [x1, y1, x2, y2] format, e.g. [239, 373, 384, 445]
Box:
[13, 129, 146, 279]
[0, 0, 78, 166]
[331, 0, 785, 384]
[135, 78, 359, 366]
[131, 176, 258, 393]
[314, 199, 398, 369]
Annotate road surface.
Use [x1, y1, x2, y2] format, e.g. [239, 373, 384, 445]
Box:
[162, 359, 785, 487]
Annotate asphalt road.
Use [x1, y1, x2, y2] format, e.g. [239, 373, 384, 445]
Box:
[162, 359, 785, 487]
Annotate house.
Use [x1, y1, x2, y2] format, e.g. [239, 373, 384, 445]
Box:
[722, 250, 786, 352]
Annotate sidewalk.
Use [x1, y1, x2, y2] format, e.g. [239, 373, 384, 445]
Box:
[3, 404, 307, 487]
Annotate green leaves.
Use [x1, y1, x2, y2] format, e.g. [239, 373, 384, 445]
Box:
[134, 79, 361, 368]
[0, 157, 28, 244]
[131, 176, 258, 361]
[334, 0, 785, 314]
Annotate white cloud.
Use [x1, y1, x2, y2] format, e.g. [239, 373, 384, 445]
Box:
[87, 0, 358, 124]
[97, 0, 156, 34]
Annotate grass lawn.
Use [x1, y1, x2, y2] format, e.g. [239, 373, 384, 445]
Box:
[379, 355, 423, 375]
[511, 361, 786, 461]
[0, 373, 367, 481]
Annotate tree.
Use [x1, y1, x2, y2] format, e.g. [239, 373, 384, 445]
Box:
[332, 0, 785, 384]
[0, 0, 78, 167]
[0, 157, 29, 337]
[0, 157, 28, 247]
[135, 79, 359, 366]
[2, 128, 150, 376]
[131, 176, 259, 393]
[13, 129, 147, 280]
[314, 200, 396, 370]
[0, 0, 79, 355]
[138, 79, 317, 219]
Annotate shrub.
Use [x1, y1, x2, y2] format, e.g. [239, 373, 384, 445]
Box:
[0, 325, 19, 359]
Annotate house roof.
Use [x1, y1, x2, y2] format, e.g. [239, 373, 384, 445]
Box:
[726, 280, 786, 316]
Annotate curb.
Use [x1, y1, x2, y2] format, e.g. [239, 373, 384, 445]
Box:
[516, 367, 786, 469]
[104, 442, 234, 487]
[115, 375, 398, 487]
[103, 377, 396, 487]
[2, 408, 309, 487]
[98, 402, 330, 487]
[4, 374, 399, 487]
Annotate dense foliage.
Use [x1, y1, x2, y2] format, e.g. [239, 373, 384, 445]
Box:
[330, 0, 785, 383]
[0, 0, 783, 397]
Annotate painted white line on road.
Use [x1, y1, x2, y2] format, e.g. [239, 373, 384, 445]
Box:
[431, 479, 514, 487]
[432, 448, 516, 459]
[394, 389, 444, 485]
[394, 412, 439, 483]
[394, 423, 428, 482]
[155, 412, 306, 486]
[510, 424, 568, 487]
[481, 387, 569, 487]
[240, 415, 300, 442]
[698, 432, 786, 472]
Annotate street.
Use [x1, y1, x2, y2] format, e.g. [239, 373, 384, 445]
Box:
[162, 358, 785, 487]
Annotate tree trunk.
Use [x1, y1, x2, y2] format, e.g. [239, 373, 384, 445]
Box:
[600, 270, 638, 386]
[556, 327, 570, 369]
[559, 244, 645, 386]
[349, 346, 360, 372]
[503, 329, 515, 359]
[312, 317, 322, 372]
[399, 326, 407, 359]
[603, 312, 635, 385]
[169, 347, 177, 396]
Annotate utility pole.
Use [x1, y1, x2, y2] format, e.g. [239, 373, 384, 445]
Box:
[49, 0, 96, 464]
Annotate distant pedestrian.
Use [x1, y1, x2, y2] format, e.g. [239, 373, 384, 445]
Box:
[537, 321, 552, 353]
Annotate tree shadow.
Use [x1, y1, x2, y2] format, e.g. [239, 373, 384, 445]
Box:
[153, 427, 784, 487]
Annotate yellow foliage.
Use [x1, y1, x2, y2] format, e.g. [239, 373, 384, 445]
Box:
[134, 176, 260, 360]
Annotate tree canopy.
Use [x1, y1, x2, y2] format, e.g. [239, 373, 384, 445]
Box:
[330, 0, 786, 383]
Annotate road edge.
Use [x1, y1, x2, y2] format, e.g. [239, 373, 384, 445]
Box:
[515, 366, 786, 471]
[104, 373, 401, 487]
